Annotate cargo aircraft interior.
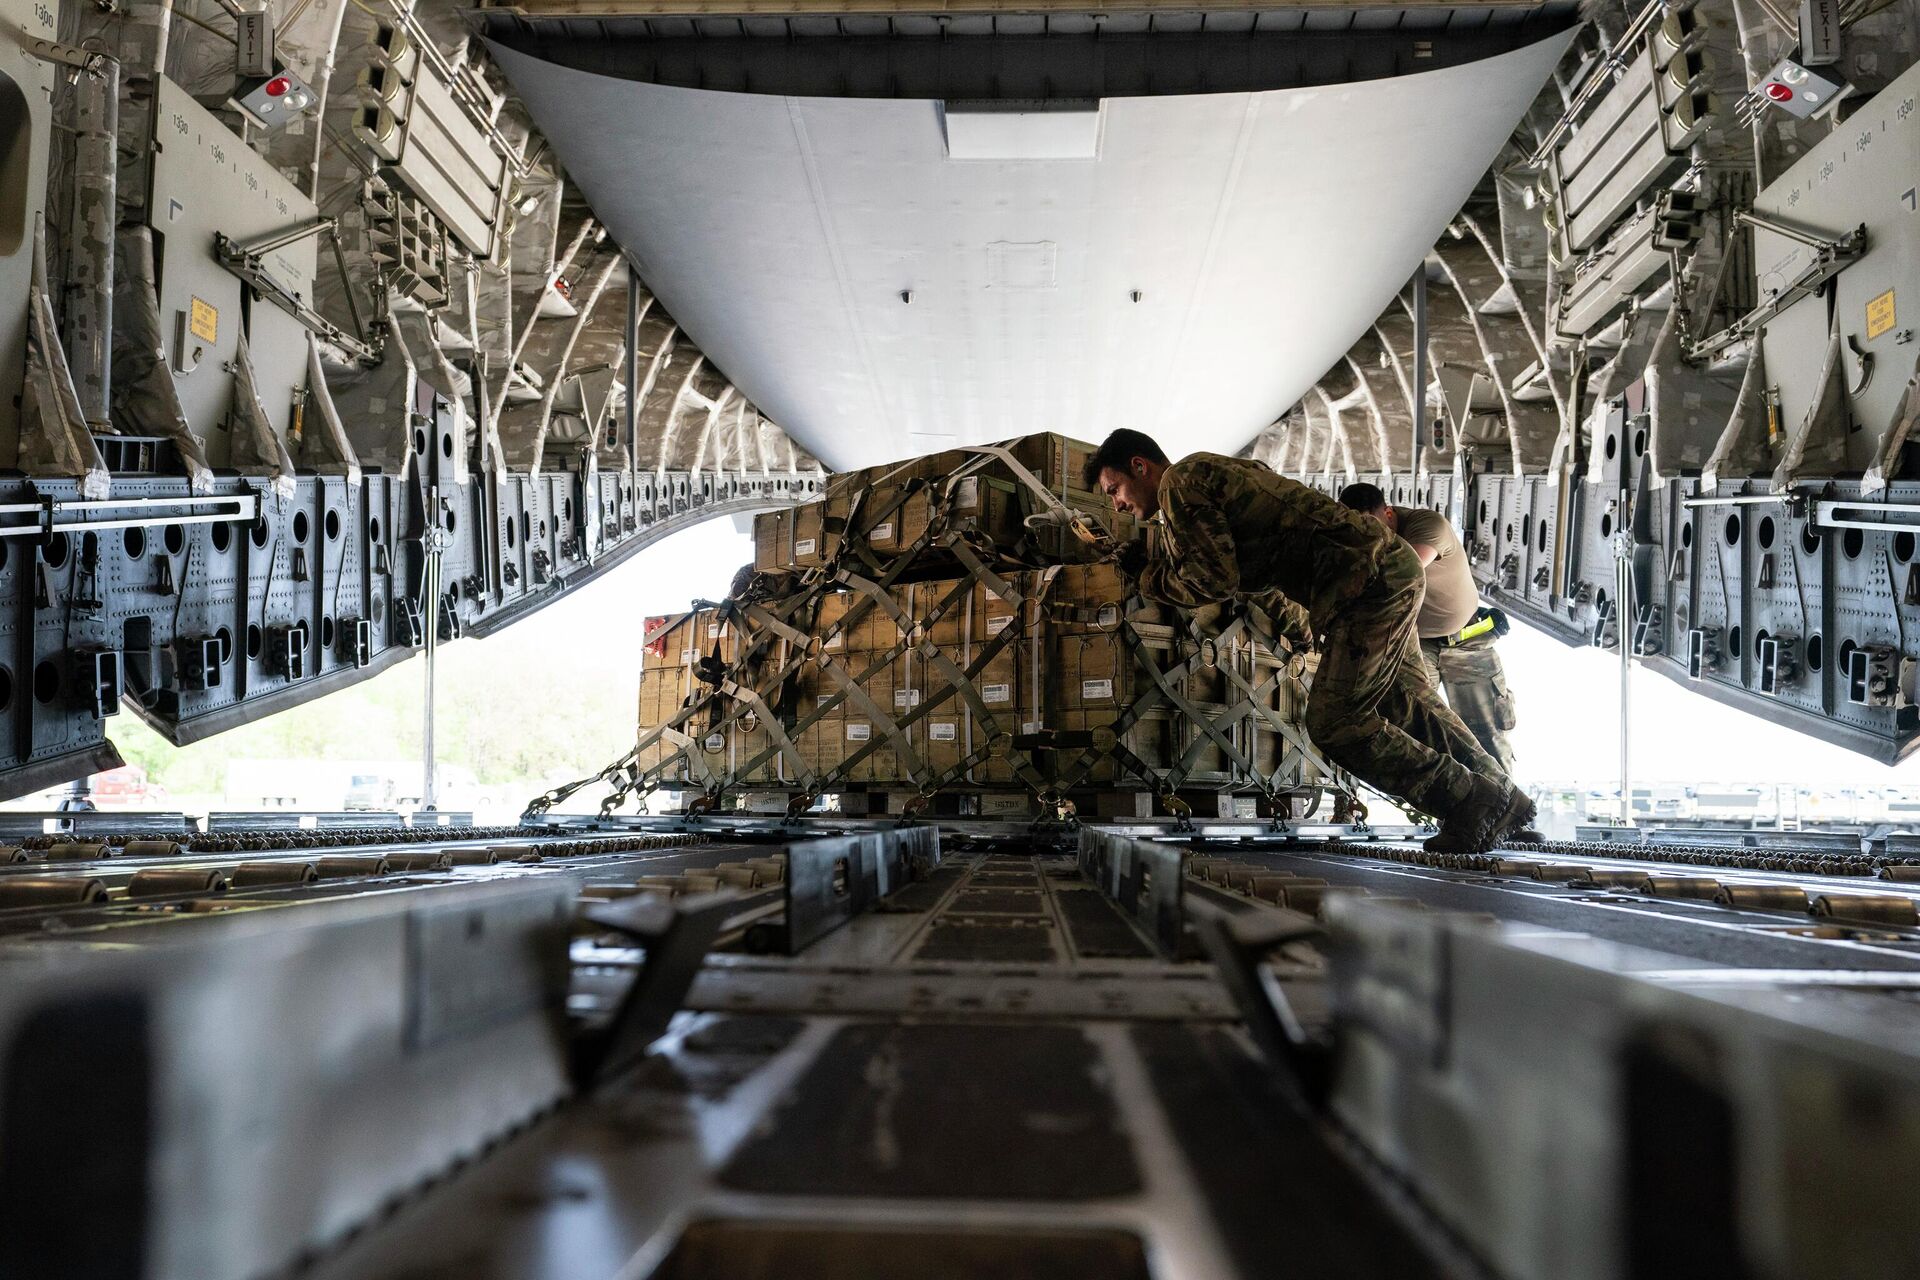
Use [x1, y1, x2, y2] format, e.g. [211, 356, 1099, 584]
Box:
[2, 0, 1919, 1274]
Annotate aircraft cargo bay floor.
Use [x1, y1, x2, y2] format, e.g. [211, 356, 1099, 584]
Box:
[2, 815, 1910, 1278]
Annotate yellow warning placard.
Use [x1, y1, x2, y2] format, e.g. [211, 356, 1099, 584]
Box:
[1867, 289, 1896, 340]
[189, 296, 219, 344]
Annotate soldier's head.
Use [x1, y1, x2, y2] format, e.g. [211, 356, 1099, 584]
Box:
[1086, 430, 1171, 518]
[1338, 482, 1396, 533]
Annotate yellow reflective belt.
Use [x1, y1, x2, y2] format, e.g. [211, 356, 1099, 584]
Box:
[1452, 614, 1496, 644]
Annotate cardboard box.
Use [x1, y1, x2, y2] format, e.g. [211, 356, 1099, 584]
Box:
[919, 579, 977, 648]
[752, 510, 791, 572]
[792, 489, 849, 568]
[750, 433, 1131, 576]
[1056, 631, 1129, 714]
[816, 592, 854, 654]
[642, 612, 694, 670]
[846, 662, 899, 784]
[1247, 650, 1307, 781]
[1177, 697, 1234, 782]
[922, 710, 968, 779]
[1094, 790, 1155, 819]
[977, 793, 1033, 818]
[690, 715, 731, 775]
[978, 587, 1024, 648]
[637, 664, 698, 778]
[794, 689, 843, 778]
[731, 704, 783, 785]
[860, 599, 901, 654]
[858, 480, 930, 556]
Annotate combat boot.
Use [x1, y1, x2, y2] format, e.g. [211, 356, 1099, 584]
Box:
[1480, 785, 1538, 850]
[1423, 778, 1534, 855]
[1420, 821, 1479, 855]
[1421, 778, 1506, 855]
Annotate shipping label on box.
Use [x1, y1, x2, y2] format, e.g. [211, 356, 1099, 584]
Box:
[984, 615, 1013, 637]
[1082, 678, 1114, 701]
[979, 794, 1032, 817]
[893, 688, 922, 709]
[847, 722, 872, 741]
[795, 537, 817, 557]
[869, 521, 894, 544]
[928, 721, 957, 741]
[982, 682, 1012, 704]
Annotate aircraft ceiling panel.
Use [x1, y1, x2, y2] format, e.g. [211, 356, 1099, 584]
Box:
[489, 31, 1572, 469]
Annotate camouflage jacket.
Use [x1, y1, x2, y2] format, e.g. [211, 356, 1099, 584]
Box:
[1136, 453, 1407, 628]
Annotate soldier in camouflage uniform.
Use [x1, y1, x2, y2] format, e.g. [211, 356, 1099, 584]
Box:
[1340, 482, 1518, 774]
[1086, 430, 1533, 853]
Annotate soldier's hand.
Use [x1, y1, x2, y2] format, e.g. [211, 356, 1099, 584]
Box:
[1115, 539, 1150, 578]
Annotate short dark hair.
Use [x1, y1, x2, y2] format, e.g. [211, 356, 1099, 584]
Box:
[1084, 430, 1170, 489]
[1338, 482, 1388, 513]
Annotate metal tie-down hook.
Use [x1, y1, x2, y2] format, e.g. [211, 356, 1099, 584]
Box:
[1846, 333, 1875, 395]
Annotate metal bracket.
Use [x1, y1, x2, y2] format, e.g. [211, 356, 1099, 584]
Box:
[1758, 634, 1798, 696]
[1186, 898, 1332, 1107]
[16, 28, 109, 71]
[0, 492, 258, 542]
[340, 617, 372, 669]
[1814, 499, 1920, 532]
[1846, 644, 1905, 708]
[1590, 595, 1618, 650]
[1686, 626, 1720, 678]
[1690, 220, 1867, 361]
[1632, 605, 1663, 657]
[571, 890, 742, 1088]
[268, 621, 308, 680]
[76, 650, 122, 720]
[750, 827, 940, 955]
[214, 233, 375, 364]
[1078, 828, 1190, 959]
[395, 596, 424, 647]
[173, 636, 224, 692]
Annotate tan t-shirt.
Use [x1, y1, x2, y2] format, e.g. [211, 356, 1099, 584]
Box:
[1396, 508, 1480, 639]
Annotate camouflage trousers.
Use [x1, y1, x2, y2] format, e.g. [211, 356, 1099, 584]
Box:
[1302, 547, 1510, 819]
[1420, 631, 1518, 775]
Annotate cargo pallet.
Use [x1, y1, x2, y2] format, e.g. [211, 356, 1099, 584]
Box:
[545, 434, 1354, 821]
